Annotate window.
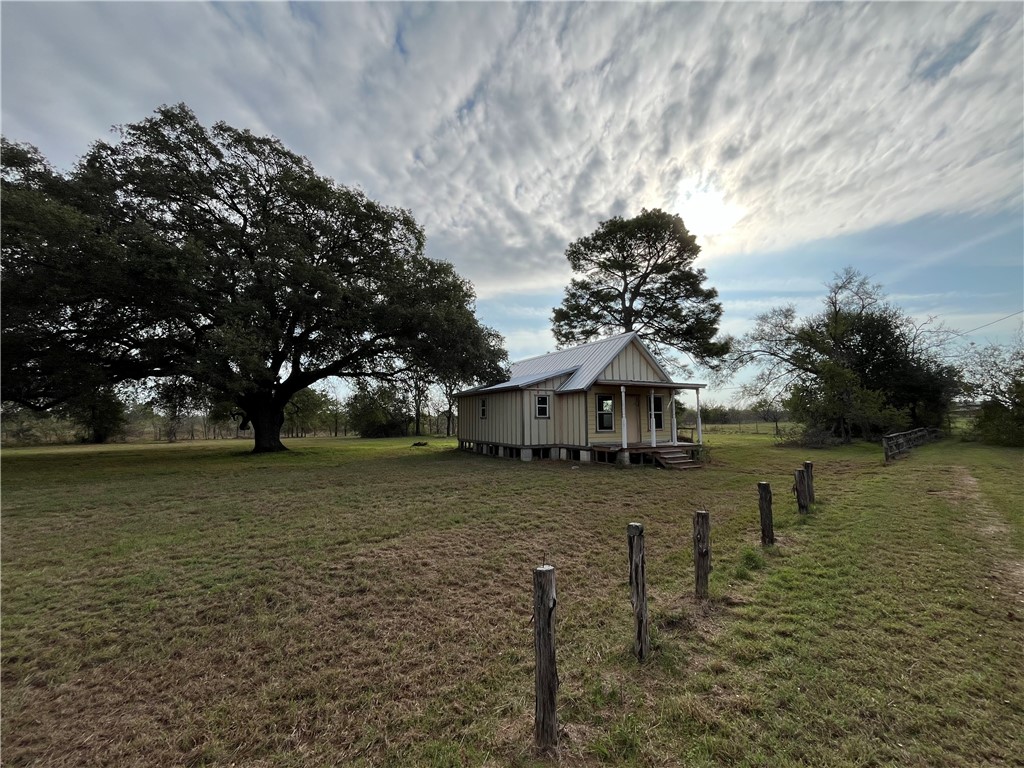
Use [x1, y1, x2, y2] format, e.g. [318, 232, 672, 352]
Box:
[596, 394, 614, 431]
[535, 395, 550, 419]
[480, 398, 487, 419]
[652, 396, 664, 429]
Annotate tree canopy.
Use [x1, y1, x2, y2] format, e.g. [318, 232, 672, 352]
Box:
[344, 381, 411, 439]
[958, 330, 1024, 446]
[729, 268, 959, 442]
[1, 105, 506, 451]
[551, 208, 730, 370]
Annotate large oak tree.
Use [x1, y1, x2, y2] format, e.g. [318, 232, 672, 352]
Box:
[551, 208, 730, 369]
[2, 105, 505, 452]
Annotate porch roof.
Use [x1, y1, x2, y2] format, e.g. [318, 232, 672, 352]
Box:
[594, 379, 706, 390]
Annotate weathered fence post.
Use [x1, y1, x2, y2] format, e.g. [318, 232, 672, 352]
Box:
[803, 461, 815, 504]
[758, 482, 775, 545]
[533, 565, 558, 754]
[693, 510, 711, 599]
[794, 469, 810, 514]
[627, 523, 650, 661]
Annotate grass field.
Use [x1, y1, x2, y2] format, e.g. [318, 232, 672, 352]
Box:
[2, 433, 1022, 767]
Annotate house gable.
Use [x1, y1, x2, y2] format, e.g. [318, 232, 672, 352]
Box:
[597, 338, 669, 384]
[462, 332, 690, 396]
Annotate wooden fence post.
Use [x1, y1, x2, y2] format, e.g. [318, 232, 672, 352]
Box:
[794, 469, 810, 514]
[693, 510, 711, 599]
[627, 523, 650, 661]
[803, 461, 815, 504]
[758, 482, 775, 546]
[533, 565, 558, 754]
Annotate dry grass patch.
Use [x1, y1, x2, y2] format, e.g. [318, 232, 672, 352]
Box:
[3, 435, 1022, 766]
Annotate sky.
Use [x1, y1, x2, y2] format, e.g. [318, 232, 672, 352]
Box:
[3, 1, 1022, 405]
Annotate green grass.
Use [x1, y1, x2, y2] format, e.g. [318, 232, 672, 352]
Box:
[2, 434, 1022, 766]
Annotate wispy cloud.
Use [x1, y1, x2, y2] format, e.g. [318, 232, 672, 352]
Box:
[879, 219, 1024, 286]
[2, 2, 1020, 309]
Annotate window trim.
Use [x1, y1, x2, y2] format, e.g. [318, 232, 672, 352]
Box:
[596, 394, 615, 432]
[480, 397, 487, 419]
[652, 395, 664, 430]
[535, 394, 550, 419]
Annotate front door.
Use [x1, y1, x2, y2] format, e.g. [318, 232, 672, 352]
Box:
[626, 395, 642, 444]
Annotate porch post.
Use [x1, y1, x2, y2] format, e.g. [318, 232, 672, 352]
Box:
[671, 391, 678, 446]
[649, 388, 656, 448]
[620, 386, 628, 449]
[695, 387, 704, 445]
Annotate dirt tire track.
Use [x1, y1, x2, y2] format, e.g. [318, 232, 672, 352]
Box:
[952, 465, 1024, 603]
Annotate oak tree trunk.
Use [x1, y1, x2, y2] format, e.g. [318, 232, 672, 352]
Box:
[246, 402, 288, 453]
[758, 482, 775, 546]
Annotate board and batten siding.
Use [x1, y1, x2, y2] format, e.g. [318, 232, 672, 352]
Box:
[599, 340, 665, 382]
[554, 391, 587, 447]
[586, 385, 675, 446]
[457, 391, 523, 446]
[522, 374, 571, 447]
[523, 389, 555, 446]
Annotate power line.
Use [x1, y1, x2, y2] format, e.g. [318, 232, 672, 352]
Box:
[953, 309, 1023, 338]
[702, 307, 1022, 393]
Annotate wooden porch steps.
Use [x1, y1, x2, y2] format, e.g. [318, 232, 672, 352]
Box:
[650, 447, 701, 470]
[590, 442, 703, 470]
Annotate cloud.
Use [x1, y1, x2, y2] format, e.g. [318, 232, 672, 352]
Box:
[501, 327, 558, 363]
[879, 219, 1023, 284]
[716, 294, 824, 340]
[709, 274, 827, 295]
[890, 290, 1012, 304]
[912, 11, 995, 83]
[2, 1, 1021, 306]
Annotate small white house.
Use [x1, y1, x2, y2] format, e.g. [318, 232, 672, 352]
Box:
[456, 332, 705, 468]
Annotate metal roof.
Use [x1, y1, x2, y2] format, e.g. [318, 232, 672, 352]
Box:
[509, 332, 632, 389]
[556, 333, 648, 391]
[469, 366, 578, 394]
[466, 331, 701, 395]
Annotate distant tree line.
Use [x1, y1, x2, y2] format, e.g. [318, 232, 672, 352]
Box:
[689, 401, 791, 434]
[1, 378, 471, 446]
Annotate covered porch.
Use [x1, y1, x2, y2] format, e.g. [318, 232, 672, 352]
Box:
[598, 381, 705, 446]
[590, 380, 706, 468]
